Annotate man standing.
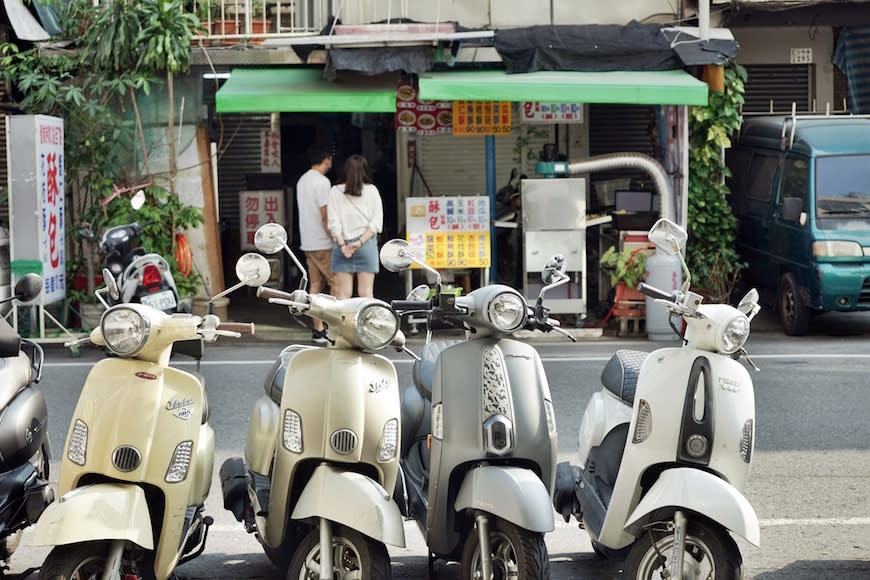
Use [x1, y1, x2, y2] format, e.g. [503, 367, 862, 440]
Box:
[297, 144, 335, 344]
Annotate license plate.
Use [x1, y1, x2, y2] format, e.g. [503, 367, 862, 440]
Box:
[140, 290, 177, 311]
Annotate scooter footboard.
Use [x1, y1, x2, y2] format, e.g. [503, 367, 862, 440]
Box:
[624, 468, 760, 546]
[290, 465, 405, 548]
[28, 483, 154, 550]
[454, 466, 554, 533]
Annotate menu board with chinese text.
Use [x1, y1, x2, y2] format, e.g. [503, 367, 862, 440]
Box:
[520, 101, 584, 124]
[395, 81, 453, 134]
[406, 196, 490, 269]
[452, 101, 512, 135]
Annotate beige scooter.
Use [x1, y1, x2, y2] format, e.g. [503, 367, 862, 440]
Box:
[220, 223, 406, 579]
[29, 255, 269, 579]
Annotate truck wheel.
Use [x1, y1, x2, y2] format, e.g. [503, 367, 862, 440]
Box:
[287, 524, 391, 580]
[39, 542, 138, 579]
[623, 519, 742, 580]
[778, 272, 810, 335]
[460, 516, 550, 580]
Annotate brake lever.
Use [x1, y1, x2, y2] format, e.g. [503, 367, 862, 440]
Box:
[550, 325, 576, 342]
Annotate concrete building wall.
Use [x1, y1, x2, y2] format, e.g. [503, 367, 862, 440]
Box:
[730, 26, 837, 111]
[342, 0, 679, 27]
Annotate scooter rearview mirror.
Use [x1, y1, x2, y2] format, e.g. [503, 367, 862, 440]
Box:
[102, 268, 120, 301]
[254, 223, 288, 255]
[12, 273, 42, 304]
[648, 218, 688, 256]
[236, 253, 272, 287]
[738, 288, 761, 320]
[541, 253, 567, 286]
[131, 189, 146, 211]
[379, 239, 414, 272]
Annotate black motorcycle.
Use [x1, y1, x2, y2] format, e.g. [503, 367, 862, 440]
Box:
[87, 222, 181, 313]
[0, 273, 53, 570]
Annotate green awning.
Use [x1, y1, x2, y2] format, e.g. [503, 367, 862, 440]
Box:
[418, 69, 708, 106]
[215, 68, 398, 113]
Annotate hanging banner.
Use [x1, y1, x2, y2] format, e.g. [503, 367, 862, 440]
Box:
[452, 101, 512, 135]
[260, 129, 281, 173]
[239, 190, 285, 250]
[521, 101, 584, 124]
[405, 196, 490, 269]
[395, 80, 453, 134]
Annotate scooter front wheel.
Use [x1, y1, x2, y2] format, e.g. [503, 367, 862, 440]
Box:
[39, 541, 143, 579]
[287, 524, 391, 580]
[460, 516, 550, 580]
[623, 518, 742, 580]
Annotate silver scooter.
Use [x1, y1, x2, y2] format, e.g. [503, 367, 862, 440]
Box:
[220, 223, 406, 579]
[380, 239, 573, 579]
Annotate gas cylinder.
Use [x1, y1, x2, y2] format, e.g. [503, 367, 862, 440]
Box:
[644, 247, 682, 341]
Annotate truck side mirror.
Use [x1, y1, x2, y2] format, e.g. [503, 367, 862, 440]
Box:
[782, 197, 804, 224]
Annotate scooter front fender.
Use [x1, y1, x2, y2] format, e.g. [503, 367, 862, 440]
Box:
[454, 466, 554, 533]
[291, 464, 405, 548]
[624, 468, 760, 546]
[28, 483, 154, 549]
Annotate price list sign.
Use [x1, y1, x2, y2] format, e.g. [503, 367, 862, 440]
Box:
[452, 101, 512, 135]
[406, 196, 490, 269]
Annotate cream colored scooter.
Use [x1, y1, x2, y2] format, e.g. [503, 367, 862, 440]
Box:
[220, 223, 405, 579]
[29, 255, 268, 579]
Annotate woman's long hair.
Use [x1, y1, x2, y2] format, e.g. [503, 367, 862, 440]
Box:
[341, 154, 371, 197]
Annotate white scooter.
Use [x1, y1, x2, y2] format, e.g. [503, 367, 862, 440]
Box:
[553, 218, 761, 579]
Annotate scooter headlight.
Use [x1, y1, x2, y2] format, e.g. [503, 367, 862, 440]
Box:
[101, 307, 149, 357]
[68, 419, 88, 465]
[354, 303, 399, 350]
[486, 291, 527, 333]
[715, 313, 750, 354]
[377, 418, 399, 463]
[165, 440, 193, 483]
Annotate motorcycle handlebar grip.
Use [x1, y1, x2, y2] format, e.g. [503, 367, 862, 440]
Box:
[637, 282, 676, 302]
[217, 322, 255, 335]
[391, 300, 429, 311]
[257, 287, 294, 301]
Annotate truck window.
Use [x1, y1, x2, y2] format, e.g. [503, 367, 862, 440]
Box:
[779, 156, 809, 209]
[746, 154, 778, 202]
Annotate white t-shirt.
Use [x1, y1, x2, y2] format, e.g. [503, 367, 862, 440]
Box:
[296, 169, 333, 251]
[327, 183, 384, 241]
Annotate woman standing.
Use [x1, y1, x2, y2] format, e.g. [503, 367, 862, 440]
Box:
[327, 154, 384, 299]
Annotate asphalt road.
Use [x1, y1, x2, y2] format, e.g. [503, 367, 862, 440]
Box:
[6, 316, 870, 579]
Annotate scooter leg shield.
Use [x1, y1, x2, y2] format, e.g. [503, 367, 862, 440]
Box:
[624, 468, 760, 547]
[27, 483, 154, 550]
[455, 466, 554, 533]
[290, 464, 405, 548]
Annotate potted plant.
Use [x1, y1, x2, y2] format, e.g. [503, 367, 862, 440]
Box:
[600, 245, 648, 303]
[249, 0, 271, 42]
[197, 0, 239, 44]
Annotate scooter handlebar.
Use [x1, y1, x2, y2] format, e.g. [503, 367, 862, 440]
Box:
[637, 282, 676, 303]
[217, 322, 255, 335]
[391, 300, 430, 312]
[257, 287, 295, 301]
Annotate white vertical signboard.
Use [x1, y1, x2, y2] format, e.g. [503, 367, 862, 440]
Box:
[8, 114, 66, 305]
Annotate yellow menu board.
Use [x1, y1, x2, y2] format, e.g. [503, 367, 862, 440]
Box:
[406, 196, 491, 269]
[452, 101, 512, 135]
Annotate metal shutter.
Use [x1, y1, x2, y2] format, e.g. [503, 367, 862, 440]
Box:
[588, 104, 656, 206]
[742, 64, 811, 114]
[416, 127, 553, 197]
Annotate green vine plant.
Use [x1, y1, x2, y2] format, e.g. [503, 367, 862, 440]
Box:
[686, 63, 747, 303]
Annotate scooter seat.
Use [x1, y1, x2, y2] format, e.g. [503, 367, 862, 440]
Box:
[413, 340, 461, 398]
[600, 350, 648, 406]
